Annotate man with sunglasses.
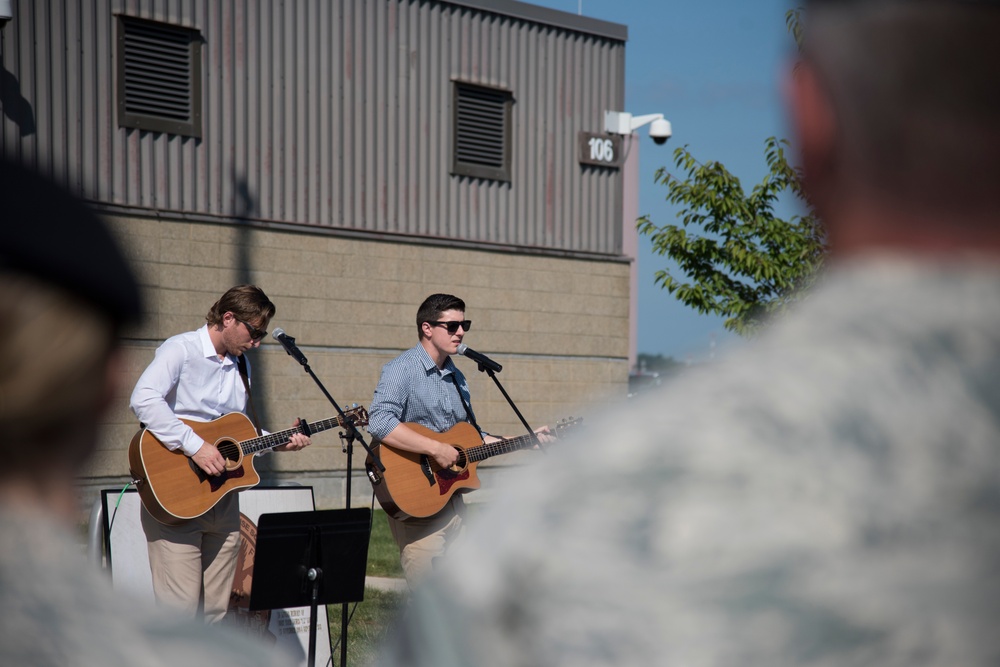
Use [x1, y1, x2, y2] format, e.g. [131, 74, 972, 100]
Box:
[368, 293, 550, 586]
[130, 284, 311, 624]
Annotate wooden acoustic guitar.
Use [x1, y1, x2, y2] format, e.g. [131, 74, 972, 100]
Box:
[365, 418, 582, 520]
[129, 406, 368, 525]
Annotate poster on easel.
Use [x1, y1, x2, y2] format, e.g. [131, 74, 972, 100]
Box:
[102, 486, 331, 667]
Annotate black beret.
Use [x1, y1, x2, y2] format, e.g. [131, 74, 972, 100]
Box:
[0, 158, 143, 326]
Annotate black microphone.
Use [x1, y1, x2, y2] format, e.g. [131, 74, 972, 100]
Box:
[272, 328, 309, 367]
[456, 343, 502, 373]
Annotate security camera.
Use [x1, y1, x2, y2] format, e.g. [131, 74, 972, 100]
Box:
[0, 0, 12, 28]
[649, 118, 672, 145]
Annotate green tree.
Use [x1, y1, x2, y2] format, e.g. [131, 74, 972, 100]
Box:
[637, 9, 824, 337]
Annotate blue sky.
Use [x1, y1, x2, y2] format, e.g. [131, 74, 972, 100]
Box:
[531, 0, 800, 362]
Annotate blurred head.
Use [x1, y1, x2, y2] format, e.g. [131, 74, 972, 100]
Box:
[791, 1, 1000, 224]
[0, 274, 119, 475]
[0, 159, 142, 491]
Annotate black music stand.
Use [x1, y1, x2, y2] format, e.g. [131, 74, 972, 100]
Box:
[249, 508, 371, 667]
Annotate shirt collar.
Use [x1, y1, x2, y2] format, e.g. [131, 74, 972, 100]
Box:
[198, 324, 234, 366]
[416, 343, 455, 377]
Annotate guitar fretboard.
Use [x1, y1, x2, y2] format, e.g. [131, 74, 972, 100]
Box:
[238, 412, 364, 455]
[463, 420, 580, 463]
[465, 432, 539, 463]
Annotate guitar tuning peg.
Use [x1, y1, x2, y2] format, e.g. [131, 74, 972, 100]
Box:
[352, 402, 358, 408]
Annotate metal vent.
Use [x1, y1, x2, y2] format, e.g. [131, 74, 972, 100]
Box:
[117, 16, 202, 138]
[452, 82, 511, 182]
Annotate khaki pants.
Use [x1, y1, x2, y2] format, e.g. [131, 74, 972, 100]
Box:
[388, 495, 466, 587]
[141, 493, 241, 624]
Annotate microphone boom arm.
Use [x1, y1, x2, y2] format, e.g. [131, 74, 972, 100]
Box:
[456, 345, 545, 453]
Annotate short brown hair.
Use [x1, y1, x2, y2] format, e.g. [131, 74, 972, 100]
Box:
[206, 285, 276, 327]
[416, 293, 465, 337]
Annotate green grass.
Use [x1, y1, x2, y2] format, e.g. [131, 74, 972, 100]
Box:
[317, 508, 407, 666]
[328, 587, 407, 667]
[326, 504, 489, 665]
[365, 509, 404, 578]
[363, 504, 483, 578]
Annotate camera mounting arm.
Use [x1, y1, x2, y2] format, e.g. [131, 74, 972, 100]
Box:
[604, 111, 673, 144]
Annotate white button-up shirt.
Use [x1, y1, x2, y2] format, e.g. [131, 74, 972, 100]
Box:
[130, 325, 249, 456]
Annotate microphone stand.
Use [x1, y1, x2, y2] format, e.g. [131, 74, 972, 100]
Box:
[276, 333, 383, 667]
[468, 362, 547, 454]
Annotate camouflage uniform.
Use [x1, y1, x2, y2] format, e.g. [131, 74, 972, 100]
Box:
[0, 508, 290, 667]
[388, 258, 1000, 667]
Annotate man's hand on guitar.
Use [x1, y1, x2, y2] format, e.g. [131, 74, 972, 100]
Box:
[431, 442, 460, 469]
[272, 419, 312, 452]
[192, 442, 227, 476]
[534, 425, 556, 446]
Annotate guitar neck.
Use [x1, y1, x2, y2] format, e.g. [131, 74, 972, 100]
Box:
[465, 432, 539, 463]
[239, 416, 350, 455]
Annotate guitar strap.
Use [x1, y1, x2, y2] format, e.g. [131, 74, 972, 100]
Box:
[448, 372, 483, 436]
[237, 354, 263, 437]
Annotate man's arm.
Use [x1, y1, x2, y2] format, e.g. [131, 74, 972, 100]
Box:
[130, 341, 203, 455]
[379, 422, 460, 469]
[129, 341, 227, 475]
[368, 363, 459, 468]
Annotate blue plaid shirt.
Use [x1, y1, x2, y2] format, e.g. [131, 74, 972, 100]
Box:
[367, 344, 477, 440]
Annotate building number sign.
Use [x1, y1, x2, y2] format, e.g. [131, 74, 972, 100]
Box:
[578, 132, 622, 169]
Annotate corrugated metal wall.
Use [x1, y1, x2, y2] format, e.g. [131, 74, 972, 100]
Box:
[0, 0, 626, 256]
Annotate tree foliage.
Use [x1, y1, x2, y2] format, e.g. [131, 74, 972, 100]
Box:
[637, 138, 825, 337]
[637, 8, 824, 337]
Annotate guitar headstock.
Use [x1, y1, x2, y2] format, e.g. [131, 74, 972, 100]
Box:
[553, 417, 583, 437]
[341, 405, 370, 428]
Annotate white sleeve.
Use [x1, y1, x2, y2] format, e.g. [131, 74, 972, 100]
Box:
[129, 341, 204, 457]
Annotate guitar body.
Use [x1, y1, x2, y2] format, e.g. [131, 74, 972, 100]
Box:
[128, 412, 262, 526]
[367, 422, 485, 520]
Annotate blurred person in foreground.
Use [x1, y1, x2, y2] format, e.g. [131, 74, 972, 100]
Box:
[383, 1, 1000, 665]
[0, 159, 288, 667]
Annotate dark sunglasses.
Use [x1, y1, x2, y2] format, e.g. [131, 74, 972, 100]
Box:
[236, 318, 268, 342]
[428, 320, 472, 334]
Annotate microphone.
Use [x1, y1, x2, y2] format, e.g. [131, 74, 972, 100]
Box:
[456, 343, 502, 373]
[272, 328, 309, 367]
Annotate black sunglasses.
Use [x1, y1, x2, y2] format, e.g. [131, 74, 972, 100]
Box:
[427, 320, 472, 334]
[236, 318, 268, 342]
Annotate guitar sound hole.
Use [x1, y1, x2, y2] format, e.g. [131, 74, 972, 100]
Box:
[217, 440, 240, 462]
[442, 449, 467, 476]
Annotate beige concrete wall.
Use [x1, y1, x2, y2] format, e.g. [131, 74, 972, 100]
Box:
[83, 215, 629, 509]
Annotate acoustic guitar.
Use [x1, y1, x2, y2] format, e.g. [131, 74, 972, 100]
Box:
[129, 406, 368, 525]
[365, 418, 582, 520]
